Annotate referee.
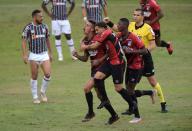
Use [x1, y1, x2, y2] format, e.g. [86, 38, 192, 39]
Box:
[22, 9, 52, 104]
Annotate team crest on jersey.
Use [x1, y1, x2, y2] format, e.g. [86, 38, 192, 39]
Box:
[127, 39, 132, 47]
[31, 30, 35, 33]
[42, 28, 46, 33]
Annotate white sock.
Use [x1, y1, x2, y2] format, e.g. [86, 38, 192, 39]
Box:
[40, 76, 51, 94]
[55, 40, 63, 57]
[30, 79, 38, 99]
[67, 39, 75, 54]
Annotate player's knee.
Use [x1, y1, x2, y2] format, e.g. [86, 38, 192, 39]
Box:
[115, 85, 123, 92]
[83, 87, 91, 93]
[44, 74, 51, 81]
[55, 35, 61, 40]
[65, 34, 71, 40]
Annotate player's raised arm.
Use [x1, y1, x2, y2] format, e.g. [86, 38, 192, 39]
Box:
[72, 50, 89, 62]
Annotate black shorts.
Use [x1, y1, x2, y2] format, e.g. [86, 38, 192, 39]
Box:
[142, 51, 155, 77]
[153, 30, 161, 40]
[125, 68, 142, 84]
[97, 60, 124, 84]
[91, 67, 98, 77]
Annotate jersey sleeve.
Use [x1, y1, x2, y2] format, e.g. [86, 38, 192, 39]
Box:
[151, 0, 161, 12]
[42, 0, 50, 5]
[22, 26, 30, 40]
[146, 26, 155, 41]
[97, 29, 112, 43]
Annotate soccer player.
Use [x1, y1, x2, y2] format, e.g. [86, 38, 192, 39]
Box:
[140, 0, 173, 55]
[116, 18, 149, 123]
[82, 0, 108, 23]
[104, 8, 168, 113]
[42, 0, 77, 61]
[81, 22, 143, 124]
[72, 20, 108, 122]
[22, 9, 52, 104]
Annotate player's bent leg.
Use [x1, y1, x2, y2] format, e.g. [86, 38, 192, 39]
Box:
[29, 61, 40, 104]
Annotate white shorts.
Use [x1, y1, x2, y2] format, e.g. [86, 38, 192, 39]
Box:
[52, 20, 72, 35]
[28, 52, 49, 65]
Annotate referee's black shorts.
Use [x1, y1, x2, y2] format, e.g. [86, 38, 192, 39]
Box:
[142, 51, 155, 77]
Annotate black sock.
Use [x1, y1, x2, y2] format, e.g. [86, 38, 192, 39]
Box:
[135, 90, 153, 97]
[104, 103, 117, 117]
[85, 92, 93, 114]
[118, 89, 133, 108]
[131, 94, 140, 118]
[161, 40, 169, 48]
[94, 78, 108, 101]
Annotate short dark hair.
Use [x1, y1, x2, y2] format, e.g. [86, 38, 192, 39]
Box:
[88, 20, 96, 27]
[135, 8, 144, 16]
[119, 18, 129, 26]
[32, 9, 41, 17]
[95, 22, 108, 29]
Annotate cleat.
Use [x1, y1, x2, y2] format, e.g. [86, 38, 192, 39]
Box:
[82, 112, 95, 122]
[161, 102, 168, 113]
[97, 100, 110, 109]
[167, 42, 173, 55]
[105, 114, 119, 125]
[129, 117, 142, 124]
[33, 98, 40, 104]
[150, 89, 157, 104]
[40, 92, 48, 102]
[121, 109, 134, 115]
[71, 55, 78, 60]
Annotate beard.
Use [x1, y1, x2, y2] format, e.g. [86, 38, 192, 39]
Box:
[36, 19, 42, 24]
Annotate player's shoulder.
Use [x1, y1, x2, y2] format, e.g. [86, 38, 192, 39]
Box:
[23, 22, 32, 30]
[143, 23, 153, 30]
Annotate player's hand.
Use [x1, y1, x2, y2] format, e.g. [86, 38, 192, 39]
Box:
[80, 43, 88, 51]
[103, 17, 110, 23]
[122, 46, 133, 54]
[72, 50, 78, 57]
[23, 55, 28, 64]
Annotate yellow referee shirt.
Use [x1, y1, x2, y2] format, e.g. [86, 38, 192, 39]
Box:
[128, 22, 155, 48]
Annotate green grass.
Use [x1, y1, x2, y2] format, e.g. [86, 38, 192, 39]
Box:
[0, 0, 192, 130]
